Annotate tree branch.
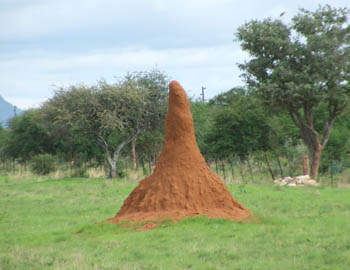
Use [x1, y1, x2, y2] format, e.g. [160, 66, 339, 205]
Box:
[321, 117, 335, 148]
[97, 130, 109, 152]
[303, 104, 314, 129]
[294, 109, 318, 138]
[288, 110, 301, 129]
[320, 101, 347, 147]
[113, 128, 142, 160]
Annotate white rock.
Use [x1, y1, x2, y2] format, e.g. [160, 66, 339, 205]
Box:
[283, 176, 293, 182]
[273, 175, 320, 187]
[295, 175, 310, 182]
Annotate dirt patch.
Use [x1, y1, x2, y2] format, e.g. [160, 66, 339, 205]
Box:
[108, 81, 253, 227]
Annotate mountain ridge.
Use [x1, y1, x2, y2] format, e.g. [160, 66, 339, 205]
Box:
[0, 95, 23, 127]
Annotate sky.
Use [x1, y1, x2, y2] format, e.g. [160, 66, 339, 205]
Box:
[0, 0, 349, 109]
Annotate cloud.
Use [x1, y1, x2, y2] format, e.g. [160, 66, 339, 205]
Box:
[2, 0, 348, 43]
[0, 44, 247, 108]
[1, 0, 349, 109]
[0, 0, 318, 46]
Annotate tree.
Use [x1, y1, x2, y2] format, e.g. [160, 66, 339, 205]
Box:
[135, 129, 164, 172]
[49, 122, 104, 166]
[5, 109, 53, 161]
[42, 70, 168, 178]
[206, 88, 271, 158]
[205, 88, 279, 180]
[190, 99, 213, 157]
[236, 5, 350, 179]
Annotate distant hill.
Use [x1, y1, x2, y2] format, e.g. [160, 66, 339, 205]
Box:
[0, 95, 23, 127]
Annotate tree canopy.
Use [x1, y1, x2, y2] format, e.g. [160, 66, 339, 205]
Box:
[42, 70, 169, 178]
[5, 109, 53, 161]
[236, 5, 350, 179]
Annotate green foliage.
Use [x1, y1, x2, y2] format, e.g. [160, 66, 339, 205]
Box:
[237, 5, 350, 112]
[206, 88, 271, 160]
[266, 112, 301, 157]
[129, 69, 169, 128]
[116, 169, 128, 178]
[30, 154, 57, 175]
[190, 99, 213, 155]
[0, 124, 7, 149]
[136, 129, 164, 162]
[5, 109, 53, 160]
[50, 123, 104, 165]
[320, 110, 350, 173]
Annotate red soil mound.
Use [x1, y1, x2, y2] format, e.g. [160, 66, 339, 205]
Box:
[108, 80, 252, 224]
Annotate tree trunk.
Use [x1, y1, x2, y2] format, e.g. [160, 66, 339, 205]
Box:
[107, 154, 119, 178]
[141, 157, 146, 175]
[229, 159, 235, 180]
[221, 160, 226, 181]
[106, 141, 128, 178]
[264, 151, 275, 181]
[330, 158, 334, 186]
[239, 158, 245, 182]
[303, 155, 309, 176]
[309, 142, 322, 180]
[153, 152, 157, 166]
[148, 159, 152, 173]
[289, 107, 338, 181]
[132, 139, 138, 169]
[247, 158, 254, 181]
[215, 160, 219, 174]
[99, 129, 141, 179]
[256, 160, 263, 179]
[274, 151, 284, 178]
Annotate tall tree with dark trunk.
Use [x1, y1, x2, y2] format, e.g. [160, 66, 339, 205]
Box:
[236, 5, 350, 179]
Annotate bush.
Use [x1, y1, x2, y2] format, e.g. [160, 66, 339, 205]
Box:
[71, 167, 88, 178]
[117, 169, 127, 178]
[31, 154, 57, 175]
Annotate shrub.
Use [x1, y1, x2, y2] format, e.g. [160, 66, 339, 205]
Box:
[31, 154, 57, 175]
[71, 167, 88, 178]
[117, 169, 127, 178]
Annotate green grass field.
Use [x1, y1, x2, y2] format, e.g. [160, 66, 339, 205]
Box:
[1, 175, 350, 270]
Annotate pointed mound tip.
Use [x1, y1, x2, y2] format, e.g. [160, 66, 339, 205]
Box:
[169, 80, 186, 94]
[168, 80, 188, 104]
[169, 80, 182, 89]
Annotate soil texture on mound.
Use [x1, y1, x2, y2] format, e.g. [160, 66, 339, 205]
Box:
[108, 80, 253, 224]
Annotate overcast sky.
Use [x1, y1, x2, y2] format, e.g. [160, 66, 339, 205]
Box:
[0, 0, 348, 109]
